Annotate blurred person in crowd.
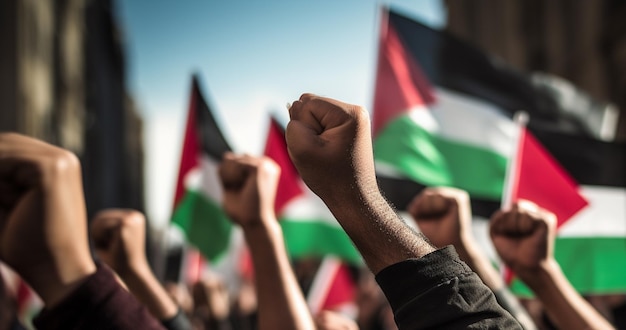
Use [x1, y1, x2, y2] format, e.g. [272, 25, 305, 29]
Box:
[164, 281, 195, 320]
[228, 277, 257, 330]
[91, 209, 192, 330]
[191, 274, 232, 330]
[355, 269, 396, 330]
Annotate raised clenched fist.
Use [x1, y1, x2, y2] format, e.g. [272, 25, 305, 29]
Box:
[490, 200, 556, 276]
[285, 93, 376, 204]
[408, 187, 472, 248]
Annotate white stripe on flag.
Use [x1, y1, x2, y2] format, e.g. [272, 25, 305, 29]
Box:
[409, 88, 518, 157]
[559, 186, 626, 237]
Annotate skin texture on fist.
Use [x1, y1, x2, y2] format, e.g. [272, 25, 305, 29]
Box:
[285, 93, 376, 204]
[285, 94, 435, 274]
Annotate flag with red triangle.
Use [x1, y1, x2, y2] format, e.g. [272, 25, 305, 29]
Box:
[170, 74, 247, 285]
[264, 116, 305, 214]
[372, 6, 626, 295]
[501, 120, 589, 285]
[504, 124, 589, 227]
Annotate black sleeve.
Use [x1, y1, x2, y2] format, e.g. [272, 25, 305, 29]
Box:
[33, 262, 165, 330]
[161, 308, 193, 330]
[493, 287, 537, 329]
[375, 246, 523, 329]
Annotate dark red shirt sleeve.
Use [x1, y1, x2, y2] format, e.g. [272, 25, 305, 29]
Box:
[33, 262, 165, 330]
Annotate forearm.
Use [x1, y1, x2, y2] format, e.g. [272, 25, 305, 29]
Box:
[243, 219, 315, 330]
[520, 259, 614, 330]
[122, 266, 179, 321]
[27, 184, 96, 307]
[324, 183, 435, 274]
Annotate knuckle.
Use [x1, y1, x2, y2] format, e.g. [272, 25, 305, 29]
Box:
[47, 148, 80, 174]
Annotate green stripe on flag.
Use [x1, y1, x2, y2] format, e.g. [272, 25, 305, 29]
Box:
[280, 219, 362, 265]
[374, 114, 508, 200]
[510, 237, 626, 296]
[171, 189, 233, 261]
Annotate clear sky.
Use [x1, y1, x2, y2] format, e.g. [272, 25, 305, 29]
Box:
[115, 0, 447, 228]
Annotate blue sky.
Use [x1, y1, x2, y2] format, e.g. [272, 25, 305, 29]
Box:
[115, 0, 446, 227]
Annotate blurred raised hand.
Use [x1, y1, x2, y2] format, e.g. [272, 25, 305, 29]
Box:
[491, 201, 614, 330]
[219, 153, 314, 330]
[0, 132, 95, 307]
[91, 209, 184, 325]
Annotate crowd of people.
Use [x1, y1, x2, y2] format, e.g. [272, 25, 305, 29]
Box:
[0, 93, 623, 329]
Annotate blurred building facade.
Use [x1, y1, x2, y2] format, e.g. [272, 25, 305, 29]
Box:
[0, 0, 145, 216]
[445, 0, 626, 141]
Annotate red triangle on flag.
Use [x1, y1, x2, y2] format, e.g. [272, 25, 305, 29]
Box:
[372, 9, 435, 137]
[263, 116, 305, 215]
[503, 125, 589, 285]
[172, 77, 202, 210]
[510, 127, 589, 227]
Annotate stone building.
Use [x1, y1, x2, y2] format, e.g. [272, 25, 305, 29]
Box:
[0, 0, 145, 216]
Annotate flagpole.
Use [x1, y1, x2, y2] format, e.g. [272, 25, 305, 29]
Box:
[501, 111, 529, 210]
[499, 111, 528, 283]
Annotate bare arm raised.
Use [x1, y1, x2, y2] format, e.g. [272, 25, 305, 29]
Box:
[91, 209, 190, 329]
[285, 94, 521, 329]
[286, 94, 435, 274]
[219, 152, 315, 330]
[490, 201, 614, 330]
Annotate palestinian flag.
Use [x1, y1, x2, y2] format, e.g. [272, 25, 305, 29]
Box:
[372, 7, 626, 295]
[503, 122, 589, 226]
[170, 75, 239, 268]
[263, 116, 362, 265]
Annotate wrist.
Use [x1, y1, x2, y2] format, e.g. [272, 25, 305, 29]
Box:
[323, 179, 383, 214]
[514, 258, 559, 289]
[118, 261, 154, 284]
[119, 262, 179, 320]
[242, 218, 281, 239]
